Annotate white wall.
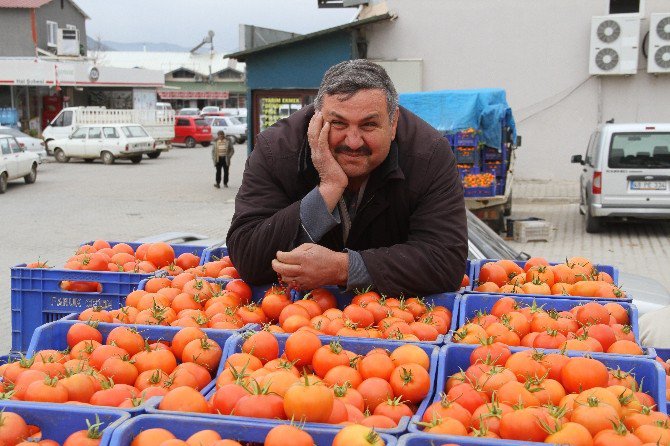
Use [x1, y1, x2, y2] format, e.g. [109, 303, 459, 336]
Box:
[365, 0, 670, 180]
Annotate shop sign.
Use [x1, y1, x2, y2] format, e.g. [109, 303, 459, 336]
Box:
[158, 90, 229, 100]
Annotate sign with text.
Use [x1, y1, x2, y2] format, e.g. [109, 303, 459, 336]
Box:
[158, 90, 229, 100]
[259, 96, 303, 131]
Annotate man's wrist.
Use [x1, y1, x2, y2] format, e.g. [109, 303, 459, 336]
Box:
[335, 251, 349, 286]
[318, 183, 346, 211]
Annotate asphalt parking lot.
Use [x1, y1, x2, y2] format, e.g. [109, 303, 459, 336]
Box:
[2, 149, 670, 354]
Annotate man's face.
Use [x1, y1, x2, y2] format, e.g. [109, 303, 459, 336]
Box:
[321, 89, 398, 182]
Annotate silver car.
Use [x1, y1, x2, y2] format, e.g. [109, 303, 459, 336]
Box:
[206, 116, 247, 144]
[0, 126, 47, 163]
[572, 123, 670, 233]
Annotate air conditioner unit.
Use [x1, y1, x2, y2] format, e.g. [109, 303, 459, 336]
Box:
[648, 13, 670, 73]
[589, 15, 641, 75]
[56, 28, 79, 56]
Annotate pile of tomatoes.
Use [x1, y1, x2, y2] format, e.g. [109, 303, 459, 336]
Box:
[455, 297, 646, 355]
[474, 256, 627, 299]
[0, 410, 107, 446]
[76, 276, 252, 329]
[654, 355, 670, 402]
[419, 344, 668, 444]
[463, 173, 496, 188]
[0, 324, 222, 409]
[155, 330, 433, 430]
[130, 423, 385, 446]
[257, 287, 453, 342]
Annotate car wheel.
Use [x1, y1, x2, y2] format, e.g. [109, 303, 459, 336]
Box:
[201, 141, 210, 147]
[24, 163, 37, 184]
[130, 155, 142, 164]
[0, 172, 7, 194]
[84, 158, 94, 163]
[185, 137, 196, 148]
[101, 151, 115, 165]
[147, 151, 161, 159]
[54, 148, 69, 163]
[585, 206, 603, 233]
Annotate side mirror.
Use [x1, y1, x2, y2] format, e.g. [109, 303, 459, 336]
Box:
[515, 135, 522, 147]
[571, 154, 584, 165]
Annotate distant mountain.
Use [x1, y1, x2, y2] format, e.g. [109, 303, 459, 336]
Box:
[86, 37, 190, 52]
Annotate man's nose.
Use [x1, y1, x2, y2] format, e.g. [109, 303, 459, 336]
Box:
[344, 127, 364, 149]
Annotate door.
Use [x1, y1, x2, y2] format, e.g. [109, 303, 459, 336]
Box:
[85, 127, 104, 158]
[47, 110, 74, 139]
[174, 118, 190, 143]
[8, 137, 30, 176]
[67, 127, 88, 157]
[0, 138, 18, 179]
[103, 126, 121, 156]
[601, 131, 670, 208]
[581, 131, 598, 207]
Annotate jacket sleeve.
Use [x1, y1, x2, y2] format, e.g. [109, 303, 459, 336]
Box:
[359, 137, 468, 296]
[225, 135, 302, 285]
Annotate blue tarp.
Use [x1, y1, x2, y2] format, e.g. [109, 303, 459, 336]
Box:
[399, 88, 516, 150]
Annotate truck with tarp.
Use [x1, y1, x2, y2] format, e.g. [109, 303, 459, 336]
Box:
[399, 88, 519, 231]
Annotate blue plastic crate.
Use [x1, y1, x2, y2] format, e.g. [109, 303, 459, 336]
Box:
[455, 132, 478, 147]
[457, 164, 479, 179]
[0, 401, 128, 446]
[199, 243, 229, 265]
[26, 319, 233, 415]
[148, 332, 440, 435]
[294, 286, 460, 344]
[455, 294, 653, 357]
[444, 132, 455, 148]
[495, 178, 506, 196]
[10, 241, 209, 352]
[469, 259, 627, 301]
[463, 182, 496, 198]
[110, 414, 398, 446]
[656, 348, 670, 361]
[482, 161, 505, 177]
[454, 146, 480, 164]
[409, 343, 667, 434]
[482, 146, 505, 162]
[398, 432, 508, 446]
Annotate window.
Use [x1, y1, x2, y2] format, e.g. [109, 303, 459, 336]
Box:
[608, 132, 670, 168]
[88, 128, 102, 139]
[176, 119, 189, 126]
[0, 138, 10, 155]
[66, 24, 77, 30]
[585, 132, 598, 166]
[103, 127, 119, 138]
[122, 126, 149, 137]
[47, 21, 58, 47]
[194, 119, 208, 127]
[71, 128, 87, 139]
[61, 111, 72, 127]
[8, 138, 21, 153]
[215, 119, 227, 127]
[609, 0, 641, 14]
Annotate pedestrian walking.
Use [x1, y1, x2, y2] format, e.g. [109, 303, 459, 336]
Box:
[212, 130, 234, 188]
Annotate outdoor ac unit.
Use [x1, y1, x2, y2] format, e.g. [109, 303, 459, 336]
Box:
[57, 28, 79, 56]
[648, 13, 670, 73]
[589, 15, 641, 75]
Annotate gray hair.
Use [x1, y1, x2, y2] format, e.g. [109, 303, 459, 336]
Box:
[314, 59, 399, 123]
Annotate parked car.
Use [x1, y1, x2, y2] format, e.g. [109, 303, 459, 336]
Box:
[572, 123, 670, 233]
[177, 108, 200, 116]
[173, 116, 212, 148]
[49, 124, 156, 165]
[156, 102, 173, 118]
[200, 106, 220, 115]
[0, 126, 47, 163]
[205, 115, 247, 144]
[0, 134, 39, 193]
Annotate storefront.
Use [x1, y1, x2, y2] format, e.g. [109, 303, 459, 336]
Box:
[0, 57, 164, 133]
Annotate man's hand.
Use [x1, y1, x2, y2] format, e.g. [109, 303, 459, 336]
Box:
[272, 243, 348, 290]
[308, 111, 347, 211]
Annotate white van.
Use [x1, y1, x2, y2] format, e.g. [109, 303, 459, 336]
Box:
[572, 123, 670, 232]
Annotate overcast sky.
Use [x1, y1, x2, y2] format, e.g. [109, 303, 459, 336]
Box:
[76, 0, 357, 52]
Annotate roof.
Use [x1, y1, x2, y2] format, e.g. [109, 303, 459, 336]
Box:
[225, 13, 394, 61]
[0, 0, 90, 19]
[89, 51, 245, 77]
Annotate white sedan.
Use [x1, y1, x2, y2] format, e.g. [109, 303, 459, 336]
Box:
[0, 134, 39, 193]
[0, 126, 47, 163]
[50, 123, 156, 165]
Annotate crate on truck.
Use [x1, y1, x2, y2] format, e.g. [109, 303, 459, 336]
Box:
[399, 88, 520, 231]
[42, 106, 175, 158]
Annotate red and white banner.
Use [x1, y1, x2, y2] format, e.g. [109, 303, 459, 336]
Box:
[158, 90, 229, 100]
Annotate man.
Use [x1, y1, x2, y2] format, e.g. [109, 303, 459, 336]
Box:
[226, 59, 467, 296]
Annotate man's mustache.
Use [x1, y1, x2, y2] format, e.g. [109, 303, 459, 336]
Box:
[334, 144, 372, 156]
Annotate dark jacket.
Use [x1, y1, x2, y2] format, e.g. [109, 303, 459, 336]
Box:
[226, 104, 468, 296]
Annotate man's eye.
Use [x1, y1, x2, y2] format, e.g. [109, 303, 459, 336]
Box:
[331, 121, 346, 127]
[363, 122, 378, 128]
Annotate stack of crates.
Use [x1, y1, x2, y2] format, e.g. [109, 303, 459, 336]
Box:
[447, 130, 496, 197]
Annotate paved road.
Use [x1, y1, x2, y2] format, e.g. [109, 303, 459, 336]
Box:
[3, 148, 670, 354]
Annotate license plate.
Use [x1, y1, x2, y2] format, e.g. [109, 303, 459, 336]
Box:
[630, 181, 667, 191]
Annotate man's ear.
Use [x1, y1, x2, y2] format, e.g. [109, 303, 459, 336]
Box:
[390, 107, 399, 140]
